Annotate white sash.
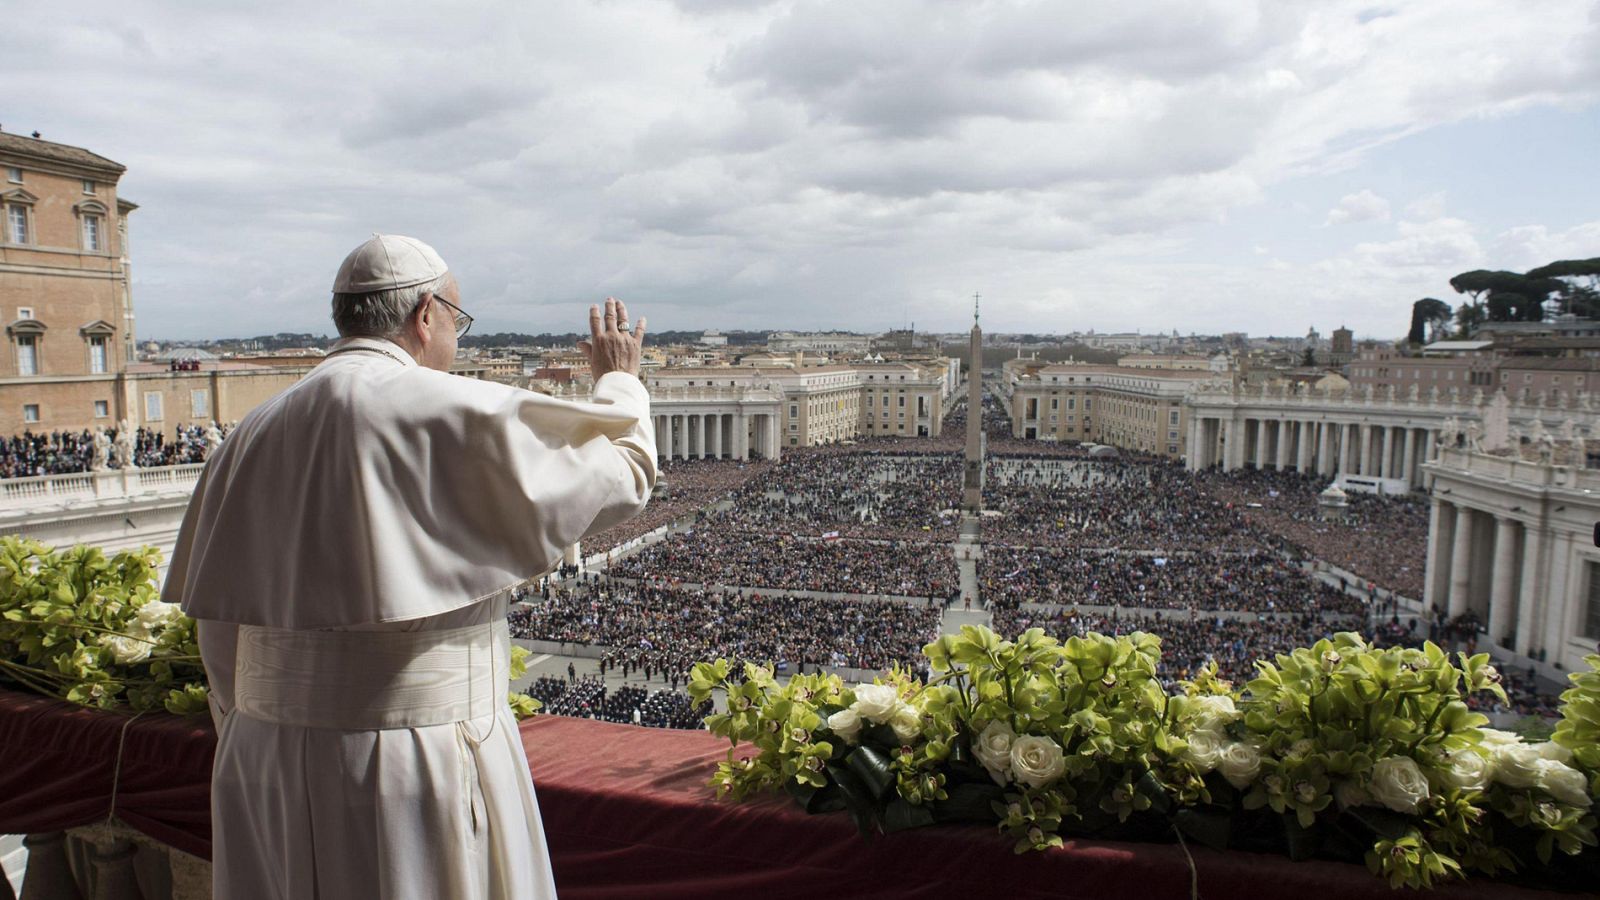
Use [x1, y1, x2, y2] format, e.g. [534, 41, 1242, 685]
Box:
[233, 620, 509, 730]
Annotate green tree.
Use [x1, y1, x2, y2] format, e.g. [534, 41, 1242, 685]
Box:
[1527, 258, 1600, 317]
[1407, 298, 1453, 345]
[1300, 346, 1316, 367]
[1449, 270, 1562, 323]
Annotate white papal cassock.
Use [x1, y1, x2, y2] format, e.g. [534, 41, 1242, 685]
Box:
[162, 335, 657, 900]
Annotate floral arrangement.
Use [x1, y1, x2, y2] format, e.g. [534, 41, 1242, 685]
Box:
[688, 625, 1600, 891]
[0, 538, 207, 714]
[0, 537, 541, 719]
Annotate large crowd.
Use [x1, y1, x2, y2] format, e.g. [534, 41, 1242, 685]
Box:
[608, 531, 958, 597]
[509, 580, 943, 686]
[979, 547, 1365, 616]
[582, 457, 774, 553]
[525, 675, 711, 729]
[0, 424, 226, 478]
[1195, 467, 1430, 599]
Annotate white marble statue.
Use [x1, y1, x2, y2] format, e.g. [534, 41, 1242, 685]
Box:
[1465, 420, 1483, 453]
[91, 426, 111, 472]
[1480, 391, 1511, 452]
[114, 419, 137, 469]
[1437, 416, 1460, 449]
[204, 422, 224, 457]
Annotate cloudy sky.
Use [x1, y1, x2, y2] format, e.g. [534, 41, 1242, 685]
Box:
[6, 0, 1598, 340]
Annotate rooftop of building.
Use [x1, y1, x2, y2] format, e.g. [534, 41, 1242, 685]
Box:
[0, 130, 126, 174]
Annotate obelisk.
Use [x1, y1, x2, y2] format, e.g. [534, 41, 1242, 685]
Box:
[962, 293, 984, 512]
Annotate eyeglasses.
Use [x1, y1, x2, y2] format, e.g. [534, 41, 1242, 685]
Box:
[429, 295, 474, 339]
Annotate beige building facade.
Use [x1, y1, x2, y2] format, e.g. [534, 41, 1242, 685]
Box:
[1424, 447, 1600, 678]
[1002, 362, 1208, 458]
[1, 132, 138, 433]
[648, 358, 955, 449]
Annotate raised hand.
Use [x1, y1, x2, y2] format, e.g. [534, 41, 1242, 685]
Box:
[578, 297, 646, 380]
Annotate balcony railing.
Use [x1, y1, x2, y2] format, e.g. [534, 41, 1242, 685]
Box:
[0, 465, 205, 512]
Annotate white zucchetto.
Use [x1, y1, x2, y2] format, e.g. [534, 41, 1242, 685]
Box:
[332, 234, 449, 293]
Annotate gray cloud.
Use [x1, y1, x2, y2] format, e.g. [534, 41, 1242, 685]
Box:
[1, 0, 1595, 340]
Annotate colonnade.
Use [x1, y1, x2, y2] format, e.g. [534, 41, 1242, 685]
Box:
[652, 412, 781, 461]
[1187, 416, 1440, 489]
[1423, 498, 1563, 658]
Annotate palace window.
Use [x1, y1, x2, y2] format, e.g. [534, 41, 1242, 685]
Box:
[94, 400, 109, 418]
[144, 392, 164, 422]
[191, 389, 210, 418]
[83, 179, 96, 194]
[16, 335, 37, 376]
[74, 200, 109, 253]
[23, 404, 39, 423]
[5, 168, 20, 184]
[6, 204, 28, 243]
[89, 336, 108, 373]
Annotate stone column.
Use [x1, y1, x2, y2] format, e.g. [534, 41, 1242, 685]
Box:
[1424, 499, 1452, 613]
[1224, 418, 1242, 470]
[1275, 420, 1292, 470]
[1297, 420, 1313, 472]
[1186, 417, 1203, 469]
[1359, 424, 1373, 476]
[710, 413, 722, 459]
[664, 415, 676, 460]
[1378, 426, 1393, 478]
[1516, 525, 1543, 657]
[1541, 532, 1576, 660]
[1488, 517, 1519, 647]
[1447, 507, 1474, 618]
[1317, 421, 1333, 476]
[1253, 418, 1267, 468]
[1402, 428, 1417, 489]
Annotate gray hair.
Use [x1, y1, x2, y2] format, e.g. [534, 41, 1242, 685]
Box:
[330, 273, 450, 339]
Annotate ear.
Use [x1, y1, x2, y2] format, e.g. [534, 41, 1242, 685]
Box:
[413, 294, 436, 347]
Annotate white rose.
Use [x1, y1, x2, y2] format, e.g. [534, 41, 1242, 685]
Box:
[1534, 759, 1594, 809]
[973, 721, 1016, 784]
[1216, 741, 1262, 789]
[134, 600, 183, 633]
[1188, 695, 1239, 734]
[1189, 694, 1237, 720]
[1183, 729, 1224, 773]
[98, 633, 151, 665]
[1493, 743, 1543, 789]
[889, 704, 923, 743]
[1535, 741, 1576, 765]
[851, 683, 900, 724]
[1010, 735, 1067, 788]
[1430, 749, 1491, 793]
[1369, 756, 1431, 813]
[1478, 728, 1522, 749]
[827, 708, 862, 744]
[1333, 779, 1371, 810]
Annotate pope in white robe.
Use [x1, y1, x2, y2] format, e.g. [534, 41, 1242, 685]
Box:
[162, 235, 656, 899]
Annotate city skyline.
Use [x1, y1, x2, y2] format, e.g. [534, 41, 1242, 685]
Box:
[5, 0, 1597, 340]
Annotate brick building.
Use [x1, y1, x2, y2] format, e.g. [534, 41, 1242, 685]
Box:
[0, 132, 312, 435]
[0, 132, 137, 433]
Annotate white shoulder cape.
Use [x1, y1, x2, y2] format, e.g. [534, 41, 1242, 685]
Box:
[163, 337, 656, 628]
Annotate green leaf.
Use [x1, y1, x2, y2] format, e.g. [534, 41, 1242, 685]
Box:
[883, 797, 936, 833]
[844, 745, 897, 800]
[1173, 808, 1232, 851]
